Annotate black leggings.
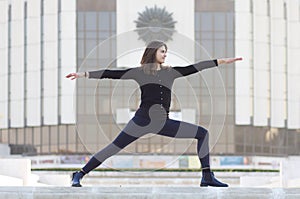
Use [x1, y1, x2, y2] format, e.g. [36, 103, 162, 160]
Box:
[82, 108, 210, 173]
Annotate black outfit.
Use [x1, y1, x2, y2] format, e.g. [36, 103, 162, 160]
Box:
[81, 60, 218, 174]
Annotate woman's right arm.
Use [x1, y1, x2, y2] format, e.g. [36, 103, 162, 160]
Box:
[66, 68, 135, 80]
[65, 72, 86, 80]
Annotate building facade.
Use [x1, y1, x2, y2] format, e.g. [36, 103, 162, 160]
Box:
[0, 0, 299, 156]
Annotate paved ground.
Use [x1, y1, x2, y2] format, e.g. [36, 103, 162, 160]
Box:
[0, 187, 299, 199]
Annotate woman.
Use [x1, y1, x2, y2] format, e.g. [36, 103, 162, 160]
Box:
[66, 40, 242, 187]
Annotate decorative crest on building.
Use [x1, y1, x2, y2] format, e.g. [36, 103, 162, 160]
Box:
[134, 5, 177, 43]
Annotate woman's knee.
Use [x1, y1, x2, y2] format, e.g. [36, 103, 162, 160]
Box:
[196, 127, 209, 139]
[112, 131, 138, 149]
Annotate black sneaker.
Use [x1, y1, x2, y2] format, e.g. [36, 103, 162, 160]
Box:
[71, 171, 84, 187]
[200, 172, 228, 187]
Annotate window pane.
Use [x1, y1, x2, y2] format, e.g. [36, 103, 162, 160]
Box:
[195, 13, 200, 31]
[85, 12, 97, 31]
[84, 59, 98, 67]
[98, 31, 110, 40]
[226, 39, 234, 57]
[214, 32, 226, 40]
[77, 31, 84, 39]
[98, 45, 110, 59]
[227, 66, 234, 87]
[214, 13, 226, 31]
[77, 12, 85, 31]
[99, 12, 109, 30]
[227, 12, 234, 32]
[195, 33, 200, 40]
[111, 38, 116, 57]
[111, 12, 116, 31]
[201, 40, 213, 56]
[85, 40, 97, 58]
[214, 40, 226, 57]
[201, 13, 213, 31]
[201, 32, 213, 40]
[86, 31, 97, 39]
[77, 39, 84, 58]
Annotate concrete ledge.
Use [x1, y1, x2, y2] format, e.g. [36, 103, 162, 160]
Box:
[0, 187, 299, 199]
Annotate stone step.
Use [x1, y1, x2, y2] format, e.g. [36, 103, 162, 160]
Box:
[33, 171, 276, 187]
[0, 187, 299, 199]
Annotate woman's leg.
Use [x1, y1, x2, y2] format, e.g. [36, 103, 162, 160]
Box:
[82, 115, 151, 173]
[157, 119, 210, 168]
[81, 130, 140, 173]
[156, 118, 228, 187]
[71, 115, 151, 186]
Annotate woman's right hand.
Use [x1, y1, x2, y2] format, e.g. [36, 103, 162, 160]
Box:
[66, 72, 83, 80]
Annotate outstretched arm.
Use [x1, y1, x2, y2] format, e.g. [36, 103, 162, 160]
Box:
[66, 68, 136, 80]
[172, 57, 242, 78]
[217, 57, 243, 65]
[65, 72, 87, 80]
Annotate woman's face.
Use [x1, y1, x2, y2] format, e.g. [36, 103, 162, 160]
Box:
[155, 45, 167, 64]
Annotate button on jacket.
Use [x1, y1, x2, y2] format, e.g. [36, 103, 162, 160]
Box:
[88, 60, 218, 113]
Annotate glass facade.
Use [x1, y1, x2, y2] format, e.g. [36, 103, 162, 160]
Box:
[76, 0, 186, 155]
[0, 0, 299, 156]
[194, 2, 235, 154]
[76, 0, 117, 154]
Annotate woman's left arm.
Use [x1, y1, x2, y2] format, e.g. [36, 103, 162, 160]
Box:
[172, 57, 242, 78]
[217, 57, 243, 65]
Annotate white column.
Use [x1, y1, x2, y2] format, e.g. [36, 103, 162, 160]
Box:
[60, 0, 76, 124]
[10, 0, 25, 127]
[253, 0, 270, 126]
[0, 0, 8, 128]
[234, 0, 252, 125]
[43, 0, 58, 125]
[26, 0, 41, 126]
[270, 0, 286, 128]
[286, 0, 300, 129]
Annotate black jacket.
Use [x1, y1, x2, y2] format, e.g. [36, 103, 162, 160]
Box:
[89, 60, 218, 113]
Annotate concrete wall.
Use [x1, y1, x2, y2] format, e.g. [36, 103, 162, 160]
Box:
[0, 158, 31, 185]
[0, 144, 10, 156]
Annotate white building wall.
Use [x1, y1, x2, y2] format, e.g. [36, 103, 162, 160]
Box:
[60, 0, 76, 124]
[0, 0, 299, 130]
[234, 0, 252, 125]
[235, 0, 300, 129]
[286, 0, 300, 129]
[0, 1, 9, 128]
[43, 0, 58, 125]
[253, 0, 270, 126]
[26, 0, 41, 126]
[0, 0, 77, 128]
[270, 0, 286, 128]
[10, 0, 25, 127]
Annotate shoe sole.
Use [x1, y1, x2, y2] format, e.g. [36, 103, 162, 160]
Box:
[71, 183, 82, 187]
[200, 183, 228, 187]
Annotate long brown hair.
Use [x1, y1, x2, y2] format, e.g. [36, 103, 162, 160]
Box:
[140, 41, 169, 75]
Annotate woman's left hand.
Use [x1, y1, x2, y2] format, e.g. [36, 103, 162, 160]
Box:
[217, 57, 243, 65]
